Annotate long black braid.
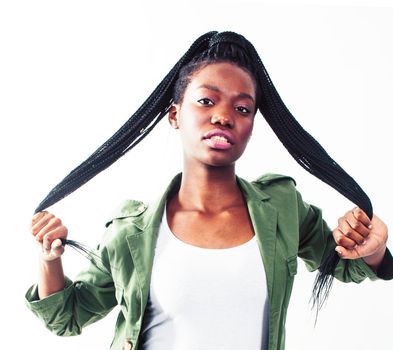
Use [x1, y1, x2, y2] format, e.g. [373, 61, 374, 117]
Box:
[34, 31, 373, 312]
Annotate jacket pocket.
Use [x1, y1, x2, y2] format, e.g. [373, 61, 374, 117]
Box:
[115, 286, 129, 316]
[287, 255, 298, 277]
[283, 255, 298, 308]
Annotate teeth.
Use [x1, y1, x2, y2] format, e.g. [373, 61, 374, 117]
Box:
[210, 135, 229, 143]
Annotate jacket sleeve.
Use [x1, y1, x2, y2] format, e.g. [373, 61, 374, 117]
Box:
[376, 248, 393, 280]
[295, 188, 382, 283]
[25, 242, 117, 336]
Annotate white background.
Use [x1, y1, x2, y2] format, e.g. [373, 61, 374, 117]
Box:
[1, 0, 392, 349]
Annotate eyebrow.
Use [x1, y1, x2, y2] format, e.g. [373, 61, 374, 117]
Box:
[197, 84, 255, 103]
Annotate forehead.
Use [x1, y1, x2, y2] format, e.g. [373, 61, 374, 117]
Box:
[186, 62, 256, 97]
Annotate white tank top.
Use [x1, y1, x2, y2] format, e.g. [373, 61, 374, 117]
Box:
[140, 206, 269, 350]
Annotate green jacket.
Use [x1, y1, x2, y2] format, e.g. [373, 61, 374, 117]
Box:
[26, 173, 381, 350]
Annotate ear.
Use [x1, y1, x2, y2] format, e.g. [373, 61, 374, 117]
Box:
[168, 104, 180, 129]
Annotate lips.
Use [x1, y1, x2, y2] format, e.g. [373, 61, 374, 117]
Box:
[202, 129, 235, 145]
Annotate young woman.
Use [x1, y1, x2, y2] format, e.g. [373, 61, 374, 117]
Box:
[26, 31, 392, 350]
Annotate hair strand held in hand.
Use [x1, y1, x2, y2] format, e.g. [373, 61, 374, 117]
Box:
[35, 31, 373, 313]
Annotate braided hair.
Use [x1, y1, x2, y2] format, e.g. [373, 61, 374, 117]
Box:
[34, 31, 373, 312]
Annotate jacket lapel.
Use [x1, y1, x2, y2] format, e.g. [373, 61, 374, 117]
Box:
[125, 174, 182, 308]
[236, 177, 278, 299]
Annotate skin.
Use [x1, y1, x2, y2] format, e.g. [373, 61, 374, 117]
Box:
[166, 62, 257, 248]
[31, 62, 388, 299]
[31, 211, 66, 298]
[334, 208, 387, 269]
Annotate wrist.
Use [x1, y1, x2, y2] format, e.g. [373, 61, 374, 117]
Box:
[39, 254, 62, 265]
[38, 256, 65, 299]
[363, 245, 387, 271]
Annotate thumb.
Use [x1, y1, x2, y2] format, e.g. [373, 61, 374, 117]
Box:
[335, 245, 361, 260]
[52, 238, 63, 249]
[49, 238, 65, 258]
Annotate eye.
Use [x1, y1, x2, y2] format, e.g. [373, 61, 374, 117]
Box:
[198, 98, 214, 106]
[235, 106, 251, 114]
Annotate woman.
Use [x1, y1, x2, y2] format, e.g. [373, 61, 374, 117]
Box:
[26, 31, 392, 350]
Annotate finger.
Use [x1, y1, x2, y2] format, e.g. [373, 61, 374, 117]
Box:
[31, 211, 47, 225]
[31, 212, 55, 236]
[42, 226, 68, 250]
[352, 207, 372, 228]
[345, 212, 370, 238]
[333, 228, 357, 249]
[35, 217, 64, 242]
[338, 217, 366, 245]
[335, 245, 361, 260]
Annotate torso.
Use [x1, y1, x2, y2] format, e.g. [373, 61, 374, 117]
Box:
[141, 204, 268, 350]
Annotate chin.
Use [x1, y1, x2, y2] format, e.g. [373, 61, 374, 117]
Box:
[203, 155, 240, 168]
[186, 148, 245, 168]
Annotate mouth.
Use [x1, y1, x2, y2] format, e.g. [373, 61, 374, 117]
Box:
[202, 129, 235, 145]
[202, 129, 235, 150]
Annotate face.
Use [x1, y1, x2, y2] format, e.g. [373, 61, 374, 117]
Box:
[169, 62, 257, 168]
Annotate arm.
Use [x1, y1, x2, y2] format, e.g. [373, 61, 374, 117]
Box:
[296, 192, 385, 282]
[31, 211, 67, 299]
[255, 175, 392, 281]
[27, 212, 117, 336]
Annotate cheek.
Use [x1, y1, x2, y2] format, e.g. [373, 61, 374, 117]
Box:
[178, 107, 206, 132]
[240, 120, 255, 140]
[177, 115, 201, 148]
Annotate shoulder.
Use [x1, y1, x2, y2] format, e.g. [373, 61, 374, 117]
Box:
[254, 173, 296, 185]
[251, 173, 297, 195]
[100, 199, 149, 249]
[105, 199, 148, 227]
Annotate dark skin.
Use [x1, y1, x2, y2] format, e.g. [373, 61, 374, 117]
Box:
[31, 62, 387, 299]
[166, 172, 255, 249]
[167, 62, 257, 249]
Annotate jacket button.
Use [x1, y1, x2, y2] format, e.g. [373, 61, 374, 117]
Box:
[123, 340, 133, 350]
[137, 204, 146, 213]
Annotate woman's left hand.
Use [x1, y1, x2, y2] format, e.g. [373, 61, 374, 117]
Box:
[332, 208, 388, 265]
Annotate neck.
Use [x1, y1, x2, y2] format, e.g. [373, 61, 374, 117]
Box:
[173, 164, 244, 213]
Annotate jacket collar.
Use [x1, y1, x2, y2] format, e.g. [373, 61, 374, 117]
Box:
[129, 174, 182, 231]
[127, 173, 271, 232]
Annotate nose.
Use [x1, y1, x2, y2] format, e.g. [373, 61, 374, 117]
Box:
[210, 113, 234, 128]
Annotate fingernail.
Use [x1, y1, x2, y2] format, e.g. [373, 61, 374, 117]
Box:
[335, 247, 342, 255]
[368, 224, 373, 229]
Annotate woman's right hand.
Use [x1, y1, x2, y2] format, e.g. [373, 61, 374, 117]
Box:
[31, 211, 68, 261]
